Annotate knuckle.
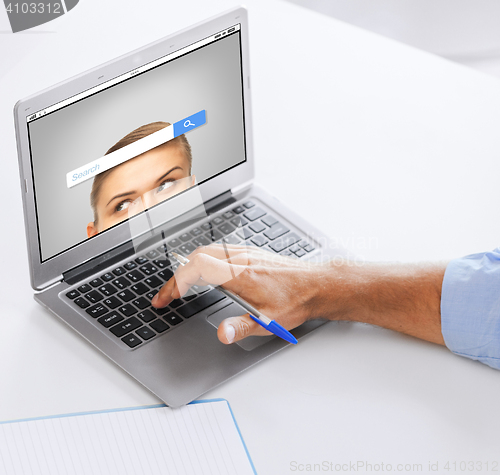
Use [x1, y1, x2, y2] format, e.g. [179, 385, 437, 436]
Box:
[236, 319, 252, 338]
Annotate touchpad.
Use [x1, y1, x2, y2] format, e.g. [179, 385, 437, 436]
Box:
[206, 303, 275, 351]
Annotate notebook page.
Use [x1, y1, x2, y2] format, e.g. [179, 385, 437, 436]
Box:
[0, 400, 255, 475]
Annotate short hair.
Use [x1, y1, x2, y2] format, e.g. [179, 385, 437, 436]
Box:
[90, 121, 192, 224]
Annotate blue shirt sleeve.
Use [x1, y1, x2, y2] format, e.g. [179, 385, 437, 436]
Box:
[441, 247, 500, 369]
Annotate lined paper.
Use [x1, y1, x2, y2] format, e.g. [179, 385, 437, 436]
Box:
[0, 400, 255, 475]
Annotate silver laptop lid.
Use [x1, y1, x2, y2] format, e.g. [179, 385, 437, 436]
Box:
[14, 7, 254, 290]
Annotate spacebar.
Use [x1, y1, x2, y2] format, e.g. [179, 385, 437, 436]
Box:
[177, 290, 226, 318]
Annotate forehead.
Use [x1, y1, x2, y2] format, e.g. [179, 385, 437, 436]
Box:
[95, 141, 190, 201]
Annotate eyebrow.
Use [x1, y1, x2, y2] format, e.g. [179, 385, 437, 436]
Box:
[155, 166, 183, 184]
[106, 166, 184, 207]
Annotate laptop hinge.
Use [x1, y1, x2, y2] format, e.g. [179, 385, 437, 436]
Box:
[63, 190, 235, 286]
[63, 241, 136, 286]
[204, 190, 235, 214]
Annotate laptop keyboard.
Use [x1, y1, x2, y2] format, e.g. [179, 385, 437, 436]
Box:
[64, 200, 317, 350]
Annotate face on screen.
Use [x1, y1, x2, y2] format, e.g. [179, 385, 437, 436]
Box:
[87, 140, 195, 237]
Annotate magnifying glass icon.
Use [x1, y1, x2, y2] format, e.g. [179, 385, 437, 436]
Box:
[184, 119, 195, 128]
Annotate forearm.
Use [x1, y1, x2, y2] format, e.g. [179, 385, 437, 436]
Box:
[310, 262, 447, 345]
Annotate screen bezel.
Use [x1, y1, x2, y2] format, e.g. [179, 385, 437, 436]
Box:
[14, 7, 254, 290]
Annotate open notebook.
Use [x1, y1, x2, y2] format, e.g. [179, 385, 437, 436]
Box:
[0, 399, 256, 475]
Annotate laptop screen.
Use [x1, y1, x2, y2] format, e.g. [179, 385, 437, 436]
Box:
[26, 25, 246, 262]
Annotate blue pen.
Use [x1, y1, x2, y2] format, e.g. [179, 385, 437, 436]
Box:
[170, 251, 298, 345]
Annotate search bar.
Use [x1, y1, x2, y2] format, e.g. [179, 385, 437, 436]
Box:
[66, 109, 206, 188]
[173, 110, 206, 137]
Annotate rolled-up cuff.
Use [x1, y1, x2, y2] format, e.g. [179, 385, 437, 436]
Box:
[441, 248, 500, 369]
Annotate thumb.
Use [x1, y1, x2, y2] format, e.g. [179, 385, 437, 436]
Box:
[217, 314, 263, 344]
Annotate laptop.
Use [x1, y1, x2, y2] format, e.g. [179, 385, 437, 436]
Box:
[14, 7, 342, 407]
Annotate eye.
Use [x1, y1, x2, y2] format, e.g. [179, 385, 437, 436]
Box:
[156, 180, 176, 194]
[115, 200, 132, 212]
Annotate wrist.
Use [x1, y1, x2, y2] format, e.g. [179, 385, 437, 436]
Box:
[303, 259, 362, 322]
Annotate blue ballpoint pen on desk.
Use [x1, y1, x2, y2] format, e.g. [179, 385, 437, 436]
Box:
[170, 251, 298, 345]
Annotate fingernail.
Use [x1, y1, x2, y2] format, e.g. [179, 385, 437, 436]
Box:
[225, 325, 235, 343]
[152, 294, 159, 306]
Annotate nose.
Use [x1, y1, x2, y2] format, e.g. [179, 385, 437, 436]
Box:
[141, 192, 157, 209]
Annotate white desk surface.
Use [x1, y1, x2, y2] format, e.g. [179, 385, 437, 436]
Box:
[2, 1, 500, 473]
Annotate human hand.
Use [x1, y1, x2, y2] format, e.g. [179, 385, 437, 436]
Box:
[152, 244, 327, 344]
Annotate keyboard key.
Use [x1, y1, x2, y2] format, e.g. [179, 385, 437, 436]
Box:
[124, 261, 138, 270]
[212, 217, 224, 226]
[262, 215, 279, 227]
[179, 233, 191, 242]
[126, 270, 145, 283]
[169, 299, 183, 308]
[231, 216, 248, 227]
[190, 227, 203, 236]
[110, 316, 141, 337]
[193, 235, 211, 247]
[77, 283, 92, 293]
[153, 258, 170, 269]
[146, 250, 160, 259]
[263, 223, 289, 240]
[103, 296, 122, 309]
[132, 297, 149, 310]
[157, 243, 169, 255]
[137, 309, 156, 323]
[219, 223, 235, 235]
[113, 267, 126, 276]
[101, 272, 114, 282]
[206, 230, 223, 242]
[118, 304, 137, 317]
[139, 263, 158, 275]
[280, 250, 293, 257]
[113, 277, 131, 289]
[223, 235, 240, 245]
[250, 235, 268, 247]
[167, 238, 182, 247]
[163, 313, 183, 326]
[192, 285, 210, 294]
[232, 205, 245, 214]
[179, 242, 196, 255]
[201, 223, 212, 231]
[130, 283, 149, 295]
[135, 256, 148, 265]
[117, 289, 135, 302]
[74, 297, 90, 309]
[243, 201, 255, 208]
[158, 269, 174, 281]
[136, 326, 156, 340]
[237, 228, 253, 240]
[183, 293, 197, 301]
[243, 207, 266, 221]
[295, 249, 306, 258]
[289, 244, 301, 253]
[65, 289, 80, 300]
[89, 278, 103, 288]
[150, 319, 170, 333]
[146, 290, 158, 300]
[304, 244, 315, 252]
[99, 283, 118, 296]
[249, 221, 266, 233]
[268, 232, 301, 253]
[153, 306, 170, 316]
[145, 276, 163, 288]
[86, 304, 108, 318]
[98, 311, 124, 328]
[86, 290, 104, 304]
[122, 334, 142, 348]
[176, 290, 226, 319]
[222, 211, 234, 219]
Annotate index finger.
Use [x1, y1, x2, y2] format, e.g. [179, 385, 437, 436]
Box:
[153, 251, 249, 308]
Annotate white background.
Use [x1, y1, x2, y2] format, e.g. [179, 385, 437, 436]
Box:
[1, 1, 500, 474]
